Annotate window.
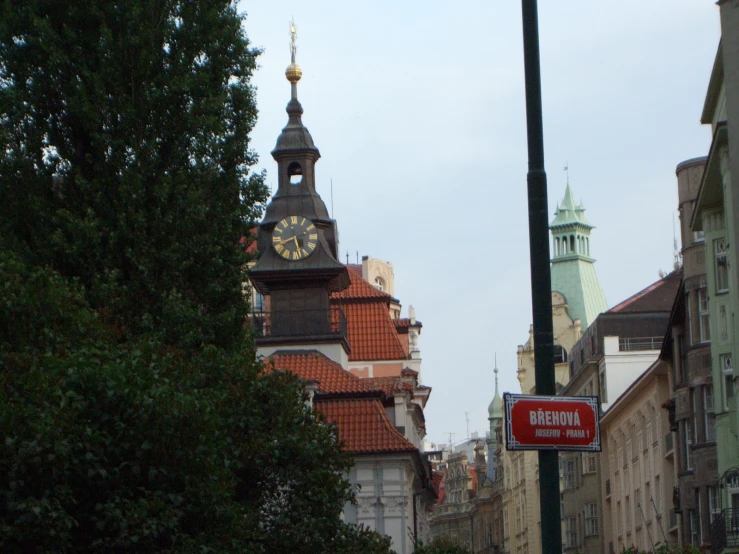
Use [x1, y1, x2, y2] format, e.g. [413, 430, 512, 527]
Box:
[645, 482, 651, 519]
[287, 161, 303, 185]
[686, 292, 694, 345]
[723, 354, 734, 411]
[655, 476, 662, 515]
[600, 370, 607, 403]
[695, 489, 703, 545]
[582, 452, 597, 474]
[622, 432, 628, 467]
[719, 303, 730, 343]
[635, 488, 642, 528]
[709, 486, 720, 524]
[641, 415, 648, 452]
[625, 495, 631, 532]
[565, 517, 578, 548]
[689, 509, 699, 546]
[705, 385, 716, 442]
[693, 230, 705, 243]
[374, 276, 385, 291]
[563, 458, 577, 490]
[617, 501, 623, 536]
[698, 288, 710, 342]
[716, 238, 729, 293]
[682, 420, 693, 471]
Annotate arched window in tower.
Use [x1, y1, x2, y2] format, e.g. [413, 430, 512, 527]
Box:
[553, 344, 568, 364]
[586, 237, 589, 255]
[555, 237, 560, 256]
[374, 276, 385, 291]
[287, 161, 303, 185]
[570, 235, 575, 253]
[562, 236, 567, 254]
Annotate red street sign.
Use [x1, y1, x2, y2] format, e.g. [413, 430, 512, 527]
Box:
[503, 393, 601, 452]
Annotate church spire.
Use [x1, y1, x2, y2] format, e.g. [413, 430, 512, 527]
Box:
[486, 356, 503, 482]
[272, 19, 318, 161]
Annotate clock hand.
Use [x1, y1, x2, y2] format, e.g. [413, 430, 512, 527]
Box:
[292, 236, 300, 250]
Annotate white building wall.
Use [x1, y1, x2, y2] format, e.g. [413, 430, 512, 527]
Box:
[601, 336, 661, 413]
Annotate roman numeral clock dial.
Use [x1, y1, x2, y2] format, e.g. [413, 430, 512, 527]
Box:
[271, 216, 318, 261]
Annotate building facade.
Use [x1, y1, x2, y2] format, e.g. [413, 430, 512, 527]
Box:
[600, 358, 678, 554]
[559, 270, 679, 553]
[691, 5, 739, 550]
[660, 158, 717, 550]
[248, 35, 435, 553]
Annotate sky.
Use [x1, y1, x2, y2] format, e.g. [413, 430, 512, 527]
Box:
[237, 1, 722, 446]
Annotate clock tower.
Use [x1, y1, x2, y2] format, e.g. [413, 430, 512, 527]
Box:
[250, 21, 350, 361]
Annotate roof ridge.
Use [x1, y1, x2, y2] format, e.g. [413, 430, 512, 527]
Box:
[607, 270, 681, 313]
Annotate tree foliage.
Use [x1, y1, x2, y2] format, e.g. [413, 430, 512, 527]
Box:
[0, 1, 394, 552]
[0, 251, 391, 552]
[0, 0, 267, 350]
[414, 537, 474, 554]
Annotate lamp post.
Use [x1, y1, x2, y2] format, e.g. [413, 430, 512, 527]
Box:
[520, 1, 562, 553]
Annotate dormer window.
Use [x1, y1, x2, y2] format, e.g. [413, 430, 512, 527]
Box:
[288, 161, 303, 185]
[374, 277, 385, 291]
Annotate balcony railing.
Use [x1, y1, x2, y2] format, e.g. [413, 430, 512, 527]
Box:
[711, 508, 739, 553]
[251, 308, 346, 340]
[618, 337, 663, 351]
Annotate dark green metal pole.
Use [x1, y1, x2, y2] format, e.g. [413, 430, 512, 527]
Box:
[520, 1, 562, 553]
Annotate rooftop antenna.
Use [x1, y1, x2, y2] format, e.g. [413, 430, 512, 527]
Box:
[345, 251, 349, 265]
[563, 162, 569, 186]
[465, 412, 470, 439]
[356, 250, 359, 265]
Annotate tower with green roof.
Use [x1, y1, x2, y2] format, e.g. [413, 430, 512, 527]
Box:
[486, 362, 503, 482]
[549, 184, 608, 330]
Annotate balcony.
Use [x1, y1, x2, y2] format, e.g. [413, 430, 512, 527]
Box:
[710, 508, 739, 553]
[618, 336, 663, 351]
[251, 308, 347, 343]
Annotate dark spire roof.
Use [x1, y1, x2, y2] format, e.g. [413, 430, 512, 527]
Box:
[272, 23, 319, 159]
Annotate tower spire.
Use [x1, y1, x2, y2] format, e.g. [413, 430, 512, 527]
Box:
[286, 19, 302, 101]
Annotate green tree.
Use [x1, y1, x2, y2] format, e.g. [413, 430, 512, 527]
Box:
[0, 251, 391, 552]
[414, 537, 474, 554]
[0, 1, 394, 552]
[0, 0, 267, 350]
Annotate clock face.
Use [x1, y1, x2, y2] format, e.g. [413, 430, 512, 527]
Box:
[272, 216, 319, 261]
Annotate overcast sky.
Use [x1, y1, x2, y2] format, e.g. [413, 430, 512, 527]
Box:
[238, 1, 722, 446]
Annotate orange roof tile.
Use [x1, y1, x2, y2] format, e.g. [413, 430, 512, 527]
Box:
[331, 267, 392, 301]
[315, 397, 416, 454]
[265, 351, 371, 395]
[341, 301, 407, 361]
[363, 375, 413, 396]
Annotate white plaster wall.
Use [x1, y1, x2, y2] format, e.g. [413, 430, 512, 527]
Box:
[349, 457, 419, 554]
[601, 337, 660, 413]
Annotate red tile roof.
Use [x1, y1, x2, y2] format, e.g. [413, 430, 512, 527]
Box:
[331, 267, 392, 301]
[265, 351, 372, 395]
[393, 318, 423, 330]
[607, 270, 681, 314]
[341, 302, 408, 361]
[315, 397, 417, 454]
[432, 470, 446, 506]
[363, 375, 413, 396]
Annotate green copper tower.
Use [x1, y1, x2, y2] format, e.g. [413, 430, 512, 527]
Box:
[549, 184, 607, 330]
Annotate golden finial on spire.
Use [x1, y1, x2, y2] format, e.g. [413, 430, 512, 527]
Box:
[285, 18, 302, 83]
